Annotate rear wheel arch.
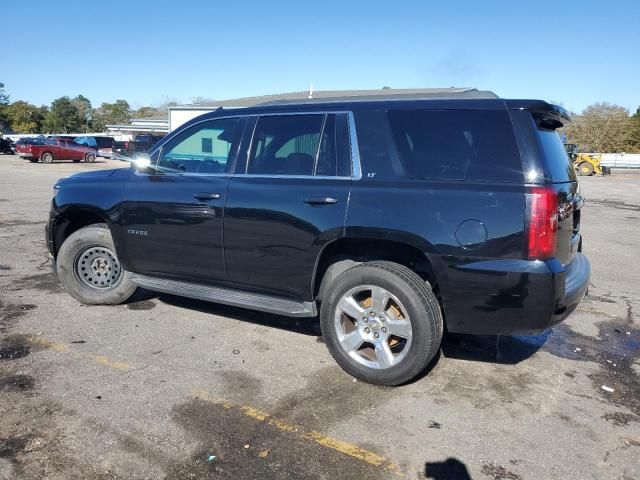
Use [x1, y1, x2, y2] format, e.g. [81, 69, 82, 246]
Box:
[313, 237, 439, 302]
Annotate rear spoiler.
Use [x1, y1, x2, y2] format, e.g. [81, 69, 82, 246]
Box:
[505, 100, 571, 129]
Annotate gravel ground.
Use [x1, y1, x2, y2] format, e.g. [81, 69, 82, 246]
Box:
[0, 155, 638, 480]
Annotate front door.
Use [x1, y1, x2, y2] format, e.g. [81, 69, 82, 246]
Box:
[224, 113, 353, 300]
[120, 116, 246, 284]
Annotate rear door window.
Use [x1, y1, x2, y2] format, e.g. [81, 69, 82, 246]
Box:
[387, 109, 523, 182]
[246, 114, 351, 177]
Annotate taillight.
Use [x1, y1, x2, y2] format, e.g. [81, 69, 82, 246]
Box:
[527, 187, 558, 259]
[124, 141, 129, 149]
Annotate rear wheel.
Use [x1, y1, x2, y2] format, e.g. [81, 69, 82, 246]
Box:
[41, 152, 53, 164]
[578, 161, 594, 176]
[320, 261, 443, 386]
[56, 224, 137, 305]
[84, 153, 96, 163]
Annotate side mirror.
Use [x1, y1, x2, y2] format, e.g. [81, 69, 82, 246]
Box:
[132, 153, 151, 170]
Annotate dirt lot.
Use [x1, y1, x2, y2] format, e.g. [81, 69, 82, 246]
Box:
[0, 154, 638, 480]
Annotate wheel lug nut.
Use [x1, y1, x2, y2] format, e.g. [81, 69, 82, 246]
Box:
[364, 327, 370, 334]
[381, 327, 387, 333]
[374, 332, 380, 339]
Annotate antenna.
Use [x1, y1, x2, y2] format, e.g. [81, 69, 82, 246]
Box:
[308, 83, 313, 99]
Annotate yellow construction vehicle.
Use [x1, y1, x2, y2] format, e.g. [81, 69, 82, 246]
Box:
[564, 144, 610, 176]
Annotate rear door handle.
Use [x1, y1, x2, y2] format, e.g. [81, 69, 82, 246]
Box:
[193, 192, 221, 201]
[303, 196, 338, 205]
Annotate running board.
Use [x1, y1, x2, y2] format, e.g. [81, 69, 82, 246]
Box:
[129, 274, 317, 318]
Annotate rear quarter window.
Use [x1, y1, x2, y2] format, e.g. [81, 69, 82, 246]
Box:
[537, 128, 577, 183]
[387, 109, 523, 182]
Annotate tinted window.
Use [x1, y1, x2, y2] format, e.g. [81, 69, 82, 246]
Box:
[315, 113, 352, 177]
[537, 128, 576, 183]
[248, 115, 322, 175]
[247, 114, 350, 176]
[388, 109, 523, 182]
[95, 137, 113, 148]
[158, 117, 245, 174]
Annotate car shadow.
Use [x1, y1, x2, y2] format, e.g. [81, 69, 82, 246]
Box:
[132, 290, 547, 365]
[425, 458, 473, 479]
[152, 291, 322, 337]
[442, 331, 549, 365]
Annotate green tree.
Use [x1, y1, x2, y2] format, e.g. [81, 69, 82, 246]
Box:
[0, 82, 10, 132]
[133, 106, 160, 118]
[91, 100, 131, 131]
[71, 94, 92, 132]
[6, 101, 47, 133]
[565, 102, 631, 153]
[43, 96, 83, 133]
[628, 107, 640, 153]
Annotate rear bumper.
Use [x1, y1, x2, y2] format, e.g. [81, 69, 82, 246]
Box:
[443, 253, 590, 335]
[557, 252, 590, 320]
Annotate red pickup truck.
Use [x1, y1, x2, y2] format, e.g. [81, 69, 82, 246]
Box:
[16, 137, 97, 164]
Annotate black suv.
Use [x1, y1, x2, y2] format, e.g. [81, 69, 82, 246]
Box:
[46, 93, 590, 385]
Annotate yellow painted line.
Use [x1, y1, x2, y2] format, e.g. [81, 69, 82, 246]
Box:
[27, 336, 131, 372]
[192, 388, 405, 477]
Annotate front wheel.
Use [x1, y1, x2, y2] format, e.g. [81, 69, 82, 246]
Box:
[56, 224, 137, 305]
[320, 261, 443, 386]
[84, 153, 96, 163]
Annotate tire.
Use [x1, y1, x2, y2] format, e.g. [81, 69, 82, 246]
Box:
[41, 152, 54, 164]
[56, 223, 137, 305]
[84, 153, 96, 163]
[320, 261, 443, 386]
[578, 161, 594, 176]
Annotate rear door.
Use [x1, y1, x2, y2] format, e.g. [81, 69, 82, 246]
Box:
[120, 116, 247, 284]
[224, 112, 353, 300]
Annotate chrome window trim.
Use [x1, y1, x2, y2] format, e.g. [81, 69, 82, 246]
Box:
[236, 174, 352, 180]
[149, 111, 363, 180]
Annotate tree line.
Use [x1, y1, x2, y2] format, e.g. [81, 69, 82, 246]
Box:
[0, 82, 168, 135]
[563, 103, 640, 153]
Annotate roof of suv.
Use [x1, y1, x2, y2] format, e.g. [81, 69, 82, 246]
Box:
[180, 89, 569, 128]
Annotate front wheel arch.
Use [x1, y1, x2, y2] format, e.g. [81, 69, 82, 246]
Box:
[52, 209, 112, 259]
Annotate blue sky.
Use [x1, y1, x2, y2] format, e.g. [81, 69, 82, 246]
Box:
[1, 0, 639, 113]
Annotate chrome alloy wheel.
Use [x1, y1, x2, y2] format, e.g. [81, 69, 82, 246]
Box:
[334, 285, 413, 369]
[74, 246, 122, 289]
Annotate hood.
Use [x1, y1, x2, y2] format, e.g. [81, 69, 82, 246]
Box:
[55, 167, 130, 186]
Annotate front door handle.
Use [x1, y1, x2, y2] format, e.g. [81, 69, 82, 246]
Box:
[303, 196, 338, 205]
[193, 192, 221, 201]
